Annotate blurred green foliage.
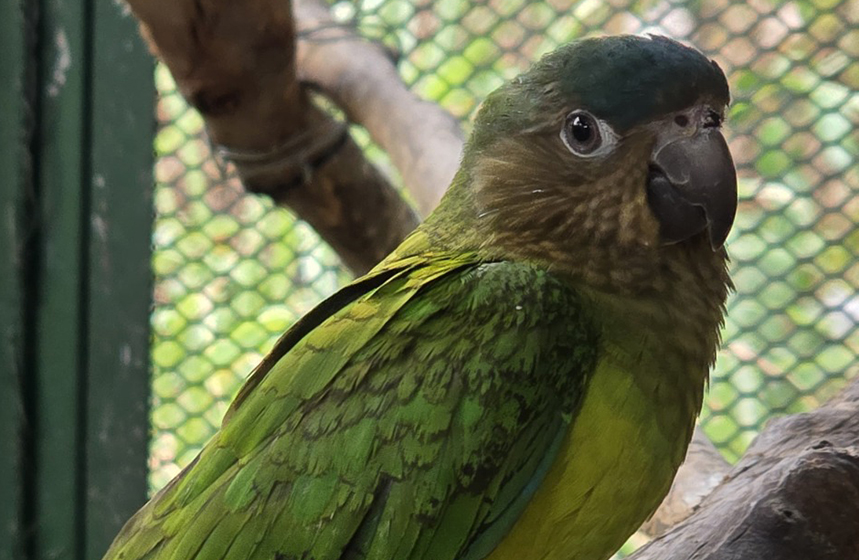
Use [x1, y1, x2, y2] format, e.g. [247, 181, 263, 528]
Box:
[149, 0, 859, 526]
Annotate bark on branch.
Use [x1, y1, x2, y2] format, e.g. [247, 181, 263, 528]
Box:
[293, 0, 464, 215]
[641, 427, 730, 537]
[127, 0, 419, 274]
[631, 375, 859, 560]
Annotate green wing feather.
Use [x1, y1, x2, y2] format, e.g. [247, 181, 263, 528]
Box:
[105, 256, 597, 560]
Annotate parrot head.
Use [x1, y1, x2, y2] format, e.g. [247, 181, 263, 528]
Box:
[431, 34, 737, 293]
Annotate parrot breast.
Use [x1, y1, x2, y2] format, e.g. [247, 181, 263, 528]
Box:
[485, 299, 706, 560]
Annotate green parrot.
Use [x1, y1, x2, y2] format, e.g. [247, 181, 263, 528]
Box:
[106, 34, 736, 560]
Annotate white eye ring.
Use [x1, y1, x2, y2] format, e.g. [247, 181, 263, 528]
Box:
[560, 110, 619, 158]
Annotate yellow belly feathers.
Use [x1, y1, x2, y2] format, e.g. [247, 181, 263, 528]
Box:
[486, 336, 700, 560]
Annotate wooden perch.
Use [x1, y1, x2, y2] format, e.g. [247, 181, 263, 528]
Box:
[630, 375, 859, 560]
[127, 0, 419, 274]
[641, 427, 731, 537]
[293, 0, 464, 216]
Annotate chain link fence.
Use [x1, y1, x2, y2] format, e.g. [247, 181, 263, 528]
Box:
[148, 0, 859, 514]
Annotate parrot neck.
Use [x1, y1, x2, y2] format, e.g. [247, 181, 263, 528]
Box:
[413, 171, 730, 417]
[404, 165, 730, 381]
[418, 170, 730, 321]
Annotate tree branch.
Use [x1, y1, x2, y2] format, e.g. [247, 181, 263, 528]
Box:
[640, 426, 730, 537]
[127, 0, 419, 274]
[630, 375, 859, 559]
[293, 0, 464, 216]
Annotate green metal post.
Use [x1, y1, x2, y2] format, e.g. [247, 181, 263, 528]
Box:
[0, 1, 29, 559]
[0, 0, 155, 557]
[31, 0, 90, 557]
[83, 1, 155, 557]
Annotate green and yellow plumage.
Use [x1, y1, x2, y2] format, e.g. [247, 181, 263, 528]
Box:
[106, 35, 735, 560]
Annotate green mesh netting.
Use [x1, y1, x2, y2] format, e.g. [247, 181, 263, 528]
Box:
[149, 0, 859, 511]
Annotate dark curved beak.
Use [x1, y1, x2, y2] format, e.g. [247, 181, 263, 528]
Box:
[646, 126, 737, 250]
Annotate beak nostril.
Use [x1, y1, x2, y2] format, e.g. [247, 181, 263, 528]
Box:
[703, 110, 722, 128]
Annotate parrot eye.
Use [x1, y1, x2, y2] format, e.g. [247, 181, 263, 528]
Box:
[561, 110, 617, 158]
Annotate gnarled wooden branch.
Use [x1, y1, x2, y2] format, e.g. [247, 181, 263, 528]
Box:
[127, 0, 419, 274]
[631, 375, 859, 559]
[293, 0, 464, 216]
[641, 427, 730, 538]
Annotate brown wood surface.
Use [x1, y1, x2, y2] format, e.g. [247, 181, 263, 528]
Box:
[126, 0, 419, 274]
[631, 376, 859, 560]
[294, 0, 464, 215]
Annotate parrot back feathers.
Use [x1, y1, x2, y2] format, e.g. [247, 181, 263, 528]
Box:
[105, 259, 598, 560]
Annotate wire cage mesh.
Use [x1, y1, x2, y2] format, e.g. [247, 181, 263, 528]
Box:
[148, 0, 859, 524]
